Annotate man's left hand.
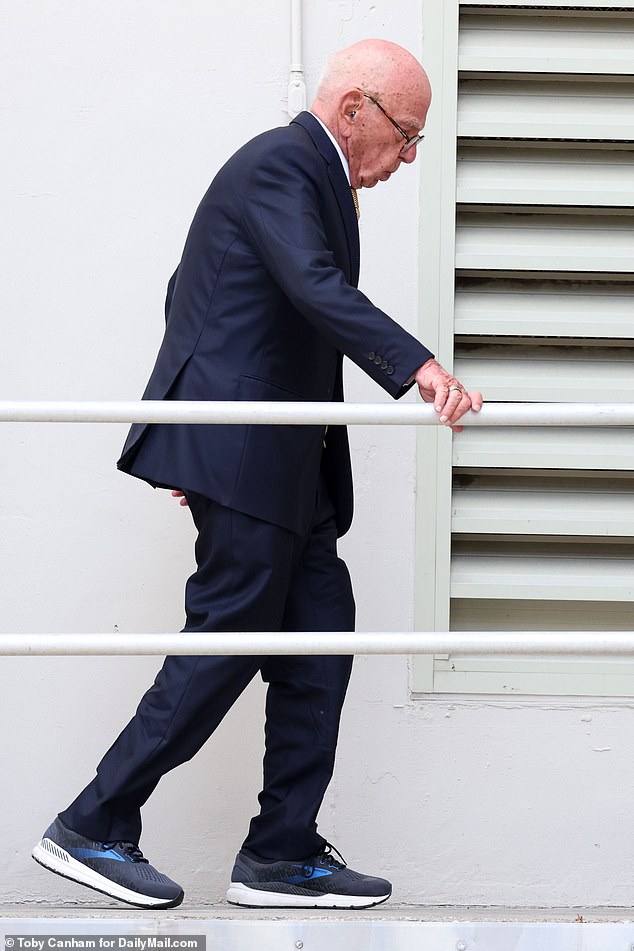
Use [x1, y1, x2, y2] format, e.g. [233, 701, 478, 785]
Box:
[415, 358, 483, 432]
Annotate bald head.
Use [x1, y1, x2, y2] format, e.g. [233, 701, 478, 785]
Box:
[315, 39, 430, 116]
[311, 40, 431, 189]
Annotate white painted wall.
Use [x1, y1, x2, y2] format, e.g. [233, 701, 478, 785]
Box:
[2, 0, 631, 910]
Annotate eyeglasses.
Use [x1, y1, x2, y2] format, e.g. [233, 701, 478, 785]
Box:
[361, 92, 424, 153]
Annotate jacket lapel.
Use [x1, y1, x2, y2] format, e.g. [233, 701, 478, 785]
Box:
[291, 111, 360, 288]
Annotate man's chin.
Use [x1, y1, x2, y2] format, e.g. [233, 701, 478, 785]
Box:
[361, 172, 393, 187]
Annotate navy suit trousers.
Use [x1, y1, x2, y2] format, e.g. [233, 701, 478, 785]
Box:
[59, 479, 355, 860]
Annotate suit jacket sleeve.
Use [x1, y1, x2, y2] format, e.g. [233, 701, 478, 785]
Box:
[240, 139, 433, 399]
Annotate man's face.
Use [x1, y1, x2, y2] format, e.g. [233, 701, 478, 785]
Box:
[347, 87, 430, 190]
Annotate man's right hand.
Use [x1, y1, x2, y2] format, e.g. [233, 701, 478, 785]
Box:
[171, 489, 189, 507]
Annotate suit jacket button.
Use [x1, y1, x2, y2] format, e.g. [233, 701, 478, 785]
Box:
[381, 360, 388, 370]
[374, 355, 382, 365]
[387, 365, 394, 375]
[368, 351, 376, 360]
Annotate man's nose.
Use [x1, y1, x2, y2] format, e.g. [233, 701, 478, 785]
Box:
[399, 144, 418, 165]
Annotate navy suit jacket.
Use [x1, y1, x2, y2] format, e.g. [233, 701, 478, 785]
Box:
[118, 112, 433, 536]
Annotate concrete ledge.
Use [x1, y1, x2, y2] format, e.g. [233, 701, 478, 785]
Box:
[1, 904, 633, 951]
[1, 903, 633, 921]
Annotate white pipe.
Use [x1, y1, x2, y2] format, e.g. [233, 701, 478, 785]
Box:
[288, 0, 306, 117]
[1, 632, 634, 656]
[1, 401, 634, 426]
[291, 0, 302, 66]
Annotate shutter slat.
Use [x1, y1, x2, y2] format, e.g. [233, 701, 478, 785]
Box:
[462, 2, 634, 11]
[457, 146, 634, 206]
[453, 427, 634, 469]
[456, 211, 634, 271]
[452, 488, 634, 534]
[451, 552, 634, 600]
[459, 13, 634, 75]
[455, 281, 634, 337]
[458, 79, 634, 140]
[454, 348, 634, 401]
[451, 598, 634, 630]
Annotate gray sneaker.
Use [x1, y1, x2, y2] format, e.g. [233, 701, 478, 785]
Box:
[32, 817, 184, 908]
[227, 843, 392, 908]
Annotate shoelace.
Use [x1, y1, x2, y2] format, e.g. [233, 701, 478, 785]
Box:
[101, 841, 148, 863]
[302, 842, 347, 877]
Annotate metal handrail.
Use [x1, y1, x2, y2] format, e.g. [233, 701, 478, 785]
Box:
[1, 400, 634, 426]
[1, 632, 634, 656]
[3, 399, 633, 658]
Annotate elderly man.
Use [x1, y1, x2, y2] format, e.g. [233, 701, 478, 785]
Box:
[32, 39, 481, 910]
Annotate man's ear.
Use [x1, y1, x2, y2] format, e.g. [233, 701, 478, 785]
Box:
[339, 91, 363, 138]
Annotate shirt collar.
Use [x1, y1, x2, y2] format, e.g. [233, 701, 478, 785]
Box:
[310, 113, 350, 185]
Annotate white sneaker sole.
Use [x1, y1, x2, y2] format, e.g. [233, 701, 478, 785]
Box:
[226, 881, 391, 909]
[32, 838, 182, 909]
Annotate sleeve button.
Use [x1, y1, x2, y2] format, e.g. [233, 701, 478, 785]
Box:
[368, 351, 376, 361]
[374, 355, 382, 365]
[387, 365, 394, 375]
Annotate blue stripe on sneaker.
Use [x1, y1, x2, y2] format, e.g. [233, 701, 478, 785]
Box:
[71, 848, 126, 862]
[283, 868, 332, 885]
